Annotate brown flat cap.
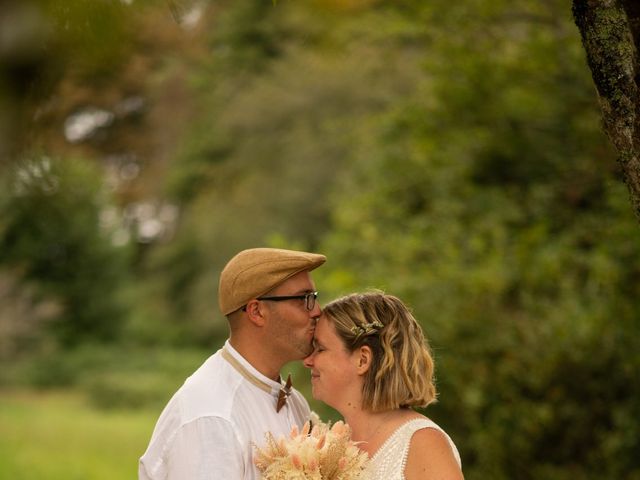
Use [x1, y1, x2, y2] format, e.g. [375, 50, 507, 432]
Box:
[219, 247, 326, 315]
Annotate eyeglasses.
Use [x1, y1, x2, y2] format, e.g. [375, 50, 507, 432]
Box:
[257, 291, 318, 311]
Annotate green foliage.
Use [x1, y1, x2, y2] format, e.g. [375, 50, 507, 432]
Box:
[211, 0, 286, 71]
[2, 0, 640, 478]
[1, 343, 211, 410]
[152, 2, 428, 340]
[0, 157, 131, 346]
[320, 1, 640, 478]
[39, 0, 133, 81]
[0, 0, 136, 161]
[78, 347, 210, 410]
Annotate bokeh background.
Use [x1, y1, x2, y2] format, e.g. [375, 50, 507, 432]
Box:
[1, 0, 639, 479]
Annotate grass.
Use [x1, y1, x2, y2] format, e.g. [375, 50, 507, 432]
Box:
[0, 390, 158, 480]
[0, 348, 339, 480]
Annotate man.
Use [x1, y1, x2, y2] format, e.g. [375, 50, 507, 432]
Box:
[139, 247, 326, 479]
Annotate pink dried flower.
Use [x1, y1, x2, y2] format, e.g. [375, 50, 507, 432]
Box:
[253, 413, 370, 480]
[330, 421, 347, 436]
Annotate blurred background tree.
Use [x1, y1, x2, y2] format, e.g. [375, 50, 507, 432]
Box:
[0, 157, 131, 347]
[0, 0, 639, 479]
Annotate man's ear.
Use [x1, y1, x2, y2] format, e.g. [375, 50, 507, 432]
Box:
[245, 299, 266, 327]
[355, 345, 373, 375]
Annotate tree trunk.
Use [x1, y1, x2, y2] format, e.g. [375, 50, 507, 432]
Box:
[572, 0, 640, 221]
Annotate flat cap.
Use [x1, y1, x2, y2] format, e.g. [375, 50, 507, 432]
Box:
[219, 247, 326, 315]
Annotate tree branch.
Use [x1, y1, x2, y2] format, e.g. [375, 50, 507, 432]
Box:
[573, 0, 640, 220]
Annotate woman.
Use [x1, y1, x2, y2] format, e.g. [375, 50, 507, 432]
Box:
[304, 291, 463, 480]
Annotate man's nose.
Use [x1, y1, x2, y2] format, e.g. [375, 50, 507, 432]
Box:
[309, 301, 322, 318]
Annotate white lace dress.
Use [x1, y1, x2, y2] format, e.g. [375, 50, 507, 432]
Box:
[363, 418, 462, 480]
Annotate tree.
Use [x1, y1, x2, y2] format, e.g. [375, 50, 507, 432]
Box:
[321, 1, 640, 477]
[0, 157, 131, 346]
[0, 0, 133, 165]
[572, 0, 640, 221]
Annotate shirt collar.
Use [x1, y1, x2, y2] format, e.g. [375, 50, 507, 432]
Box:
[223, 340, 284, 396]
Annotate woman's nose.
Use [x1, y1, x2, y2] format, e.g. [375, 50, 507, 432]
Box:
[303, 353, 314, 368]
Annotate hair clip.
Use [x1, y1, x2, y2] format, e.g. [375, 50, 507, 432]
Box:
[350, 319, 384, 341]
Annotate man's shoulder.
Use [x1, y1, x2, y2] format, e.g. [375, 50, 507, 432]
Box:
[175, 350, 242, 419]
[183, 350, 227, 386]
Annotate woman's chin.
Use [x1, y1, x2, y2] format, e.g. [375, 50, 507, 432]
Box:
[310, 385, 323, 402]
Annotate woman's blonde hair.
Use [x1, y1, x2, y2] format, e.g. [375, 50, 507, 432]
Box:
[322, 291, 437, 412]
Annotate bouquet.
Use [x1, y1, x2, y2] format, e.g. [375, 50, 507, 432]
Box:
[254, 413, 370, 480]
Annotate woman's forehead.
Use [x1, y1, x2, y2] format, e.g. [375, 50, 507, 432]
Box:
[315, 316, 334, 339]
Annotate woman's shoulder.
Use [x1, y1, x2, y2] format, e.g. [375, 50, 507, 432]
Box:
[404, 416, 463, 480]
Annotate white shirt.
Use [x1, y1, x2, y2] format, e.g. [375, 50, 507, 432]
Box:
[138, 341, 311, 480]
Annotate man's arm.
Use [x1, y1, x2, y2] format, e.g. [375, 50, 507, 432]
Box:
[140, 417, 245, 480]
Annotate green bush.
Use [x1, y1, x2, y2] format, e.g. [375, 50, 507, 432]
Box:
[83, 371, 177, 410]
[1, 344, 212, 410]
[77, 347, 210, 410]
[0, 157, 132, 347]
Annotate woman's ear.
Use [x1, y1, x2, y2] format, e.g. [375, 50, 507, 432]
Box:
[355, 345, 373, 375]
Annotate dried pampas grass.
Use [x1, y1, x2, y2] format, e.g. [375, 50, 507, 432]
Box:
[254, 413, 370, 480]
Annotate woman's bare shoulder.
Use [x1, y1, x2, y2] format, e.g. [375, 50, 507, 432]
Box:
[404, 426, 464, 480]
